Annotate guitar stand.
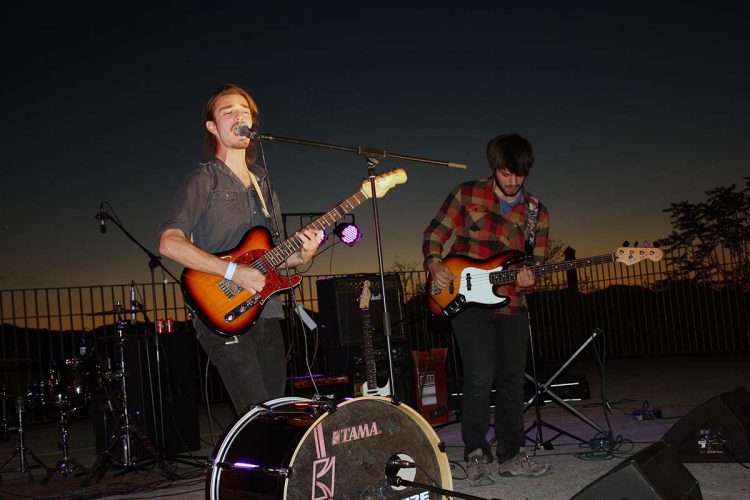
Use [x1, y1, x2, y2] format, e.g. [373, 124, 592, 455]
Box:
[523, 329, 604, 448]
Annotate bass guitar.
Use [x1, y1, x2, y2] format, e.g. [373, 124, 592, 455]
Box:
[181, 169, 407, 337]
[357, 280, 392, 397]
[425, 246, 663, 317]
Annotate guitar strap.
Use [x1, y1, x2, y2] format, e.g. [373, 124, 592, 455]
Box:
[524, 194, 539, 256]
[248, 170, 271, 219]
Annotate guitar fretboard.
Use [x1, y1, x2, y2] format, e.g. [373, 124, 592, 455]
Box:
[250, 189, 369, 272]
[491, 253, 617, 285]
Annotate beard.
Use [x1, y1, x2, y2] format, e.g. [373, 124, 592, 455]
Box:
[496, 182, 523, 198]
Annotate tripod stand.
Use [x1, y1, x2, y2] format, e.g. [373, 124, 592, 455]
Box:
[41, 403, 87, 483]
[0, 396, 50, 483]
[85, 320, 174, 484]
[524, 327, 605, 449]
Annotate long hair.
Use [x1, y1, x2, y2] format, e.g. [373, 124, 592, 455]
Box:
[486, 133, 534, 176]
[202, 84, 260, 165]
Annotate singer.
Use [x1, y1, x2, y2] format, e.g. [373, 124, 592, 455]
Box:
[158, 84, 322, 413]
[422, 133, 551, 484]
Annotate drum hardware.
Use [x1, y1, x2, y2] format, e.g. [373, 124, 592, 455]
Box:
[87, 300, 144, 317]
[209, 459, 290, 477]
[84, 320, 175, 485]
[384, 454, 496, 500]
[0, 395, 50, 483]
[1, 385, 8, 442]
[40, 405, 87, 483]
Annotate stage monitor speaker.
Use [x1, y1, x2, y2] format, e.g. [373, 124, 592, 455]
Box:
[316, 273, 406, 349]
[571, 441, 702, 500]
[662, 385, 750, 462]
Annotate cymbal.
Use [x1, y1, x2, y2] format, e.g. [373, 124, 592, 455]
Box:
[88, 308, 142, 316]
[96, 334, 147, 342]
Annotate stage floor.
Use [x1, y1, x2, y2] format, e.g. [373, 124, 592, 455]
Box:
[1, 353, 748, 499]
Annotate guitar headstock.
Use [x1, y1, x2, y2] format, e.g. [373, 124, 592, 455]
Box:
[360, 169, 408, 199]
[358, 280, 372, 310]
[615, 247, 663, 265]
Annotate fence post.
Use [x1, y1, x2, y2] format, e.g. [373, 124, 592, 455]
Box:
[564, 247, 586, 347]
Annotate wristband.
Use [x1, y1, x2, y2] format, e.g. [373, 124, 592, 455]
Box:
[224, 262, 238, 280]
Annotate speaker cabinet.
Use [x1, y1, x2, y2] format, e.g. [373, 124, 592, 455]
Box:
[316, 273, 406, 349]
[662, 386, 750, 462]
[325, 343, 416, 408]
[572, 442, 702, 499]
[125, 333, 201, 456]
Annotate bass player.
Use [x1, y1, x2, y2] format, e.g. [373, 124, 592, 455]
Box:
[422, 133, 551, 485]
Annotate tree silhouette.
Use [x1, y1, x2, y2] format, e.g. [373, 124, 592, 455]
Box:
[656, 177, 750, 288]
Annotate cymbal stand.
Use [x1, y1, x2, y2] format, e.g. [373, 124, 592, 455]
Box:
[1, 384, 9, 442]
[85, 320, 174, 484]
[0, 396, 50, 483]
[42, 404, 86, 482]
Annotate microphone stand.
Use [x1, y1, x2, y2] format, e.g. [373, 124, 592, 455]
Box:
[97, 207, 180, 452]
[257, 133, 466, 400]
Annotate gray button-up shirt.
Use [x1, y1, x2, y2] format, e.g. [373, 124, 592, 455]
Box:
[158, 158, 285, 318]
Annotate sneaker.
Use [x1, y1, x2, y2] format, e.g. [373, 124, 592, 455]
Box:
[466, 449, 495, 487]
[497, 450, 550, 477]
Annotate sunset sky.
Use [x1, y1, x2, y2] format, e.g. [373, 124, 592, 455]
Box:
[1, 2, 748, 290]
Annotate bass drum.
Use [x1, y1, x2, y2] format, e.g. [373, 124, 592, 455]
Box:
[207, 396, 453, 499]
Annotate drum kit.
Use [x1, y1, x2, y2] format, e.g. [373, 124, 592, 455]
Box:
[0, 303, 173, 484]
[2, 315, 467, 498]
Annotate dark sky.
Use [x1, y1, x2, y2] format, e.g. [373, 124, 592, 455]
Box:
[1, 1, 748, 289]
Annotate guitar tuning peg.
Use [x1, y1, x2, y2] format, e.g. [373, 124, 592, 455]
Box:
[633, 240, 639, 247]
[622, 241, 630, 247]
[644, 240, 650, 248]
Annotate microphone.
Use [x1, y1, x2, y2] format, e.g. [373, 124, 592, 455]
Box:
[232, 123, 258, 140]
[385, 455, 416, 471]
[129, 280, 137, 325]
[98, 203, 107, 233]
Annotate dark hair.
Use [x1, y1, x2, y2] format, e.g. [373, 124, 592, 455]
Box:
[486, 133, 534, 176]
[202, 84, 260, 165]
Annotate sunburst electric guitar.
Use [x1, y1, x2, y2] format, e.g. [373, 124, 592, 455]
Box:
[358, 280, 392, 397]
[425, 246, 663, 317]
[181, 169, 407, 338]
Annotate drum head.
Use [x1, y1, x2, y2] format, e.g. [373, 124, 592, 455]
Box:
[285, 397, 451, 500]
[208, 396, 452, 499]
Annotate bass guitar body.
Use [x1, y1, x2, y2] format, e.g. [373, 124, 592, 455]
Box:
[425, 250, 527, 317]
[181, 226, 301, 338]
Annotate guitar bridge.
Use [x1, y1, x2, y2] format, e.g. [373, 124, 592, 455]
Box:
[224, 295, 262, 323]
[220, 279, 242, 299]
[442, 295, 466, 317]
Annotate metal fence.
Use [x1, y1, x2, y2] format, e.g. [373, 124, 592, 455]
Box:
[2, 248, 748, 415]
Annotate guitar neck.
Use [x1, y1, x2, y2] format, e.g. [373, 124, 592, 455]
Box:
[361, 308, 378, 390]
[491, 253, 617, 285]
[261, 189, 369, 268]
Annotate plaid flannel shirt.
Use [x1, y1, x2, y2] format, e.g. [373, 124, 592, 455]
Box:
[422, 177, 550, 315]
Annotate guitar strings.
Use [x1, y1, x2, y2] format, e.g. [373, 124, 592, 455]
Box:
[442, 253, 620, 287]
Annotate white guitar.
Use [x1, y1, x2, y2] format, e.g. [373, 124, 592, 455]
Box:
[358, 280, 392, 397]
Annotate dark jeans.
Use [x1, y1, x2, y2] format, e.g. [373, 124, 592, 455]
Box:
[452, 307, 529, 462]
[195, 318, 286, 414]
